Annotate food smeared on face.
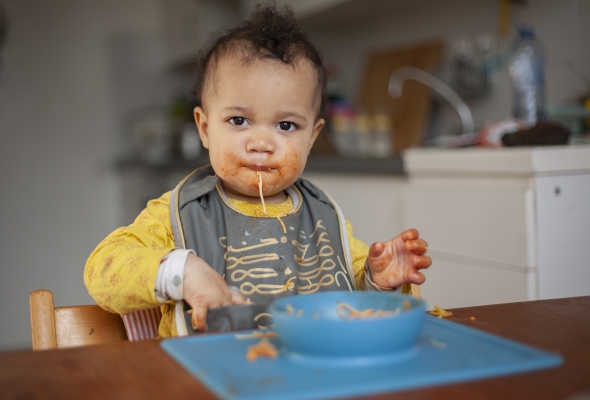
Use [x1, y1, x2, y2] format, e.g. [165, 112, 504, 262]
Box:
[194, 57, 324, 203]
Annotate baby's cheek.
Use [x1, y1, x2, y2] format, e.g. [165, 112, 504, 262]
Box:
[275, 152, 304, 187]
[216, 153, 241, 177]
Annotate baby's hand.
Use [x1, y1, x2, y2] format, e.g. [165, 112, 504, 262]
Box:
[183, 253, 247, 331]
[367, 229, 431, 289]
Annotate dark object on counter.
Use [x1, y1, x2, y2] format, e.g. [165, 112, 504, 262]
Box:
[501, 121, 570, 146]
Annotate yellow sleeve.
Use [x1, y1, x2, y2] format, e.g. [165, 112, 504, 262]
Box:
[345, 221, 368, 290]
[84, 191, 177, 316]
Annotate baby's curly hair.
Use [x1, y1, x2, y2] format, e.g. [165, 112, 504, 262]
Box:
[192, 2, 327, 119]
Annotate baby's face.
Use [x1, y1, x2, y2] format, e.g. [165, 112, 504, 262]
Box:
[194, 57, 324, 201]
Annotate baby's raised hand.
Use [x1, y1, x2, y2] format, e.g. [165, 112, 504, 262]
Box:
[183, 253, 248, 331]
[367, 229, 431, 289]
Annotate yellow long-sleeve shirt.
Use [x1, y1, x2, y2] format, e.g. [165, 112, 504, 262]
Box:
[84, 190, 370, 337]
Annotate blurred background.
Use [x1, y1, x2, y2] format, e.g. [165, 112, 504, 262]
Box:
[1, 0, 589, 351]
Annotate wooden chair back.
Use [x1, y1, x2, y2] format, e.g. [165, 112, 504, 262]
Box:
[30, 289, 128, 350]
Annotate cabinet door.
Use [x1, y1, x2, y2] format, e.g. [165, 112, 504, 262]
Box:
[404, 176, 536, 307]
[419, 259, 531, 309]
[536, 174, 590, 299]
[404, 177, 534, 267]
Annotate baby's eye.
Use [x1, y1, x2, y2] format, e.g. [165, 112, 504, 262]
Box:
[228, 117, 250, 127]
[277, 121, 298, 132]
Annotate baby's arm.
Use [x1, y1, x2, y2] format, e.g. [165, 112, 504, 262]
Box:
[85, 191, 247, 331]
[84, 193, 178, 314]
[366, 229, 431, 289]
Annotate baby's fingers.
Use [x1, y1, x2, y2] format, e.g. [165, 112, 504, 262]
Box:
[229, 287, 249, 305]
[405, 239, 428, 255]
[190, 304, 208, 331]
[411, 254, 432, 269]
[368, 241, 386, 258]
[409, 270, 426, 285]
[401, 228, 419, 242]
[368, 242, 390, 272]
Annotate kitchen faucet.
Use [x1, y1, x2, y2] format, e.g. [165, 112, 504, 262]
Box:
[388, 66, 475, 134]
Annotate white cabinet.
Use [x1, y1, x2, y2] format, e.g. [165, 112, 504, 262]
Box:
[403, 146, 590, 309]
[536, 174, 590, 299]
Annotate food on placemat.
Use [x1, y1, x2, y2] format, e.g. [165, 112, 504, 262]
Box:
[246, 338, 278, 361]
[428, 305, 453, 318]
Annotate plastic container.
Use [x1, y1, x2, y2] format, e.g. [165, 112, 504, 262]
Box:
[507, 25, 547, 127]
[269, 291, 425, 359]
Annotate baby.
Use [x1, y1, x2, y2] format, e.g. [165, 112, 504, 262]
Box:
[85, 4, 431, 336]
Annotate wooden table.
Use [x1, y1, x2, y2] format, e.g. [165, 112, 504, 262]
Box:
[1, 297, 589, 400]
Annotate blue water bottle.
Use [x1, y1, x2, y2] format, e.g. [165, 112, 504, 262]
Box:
[507, 25, 547, 127]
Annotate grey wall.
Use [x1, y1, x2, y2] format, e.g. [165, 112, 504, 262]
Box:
[0, 0, 163, 351]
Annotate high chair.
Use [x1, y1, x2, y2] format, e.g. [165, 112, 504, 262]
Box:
[29, 289, 128, 350]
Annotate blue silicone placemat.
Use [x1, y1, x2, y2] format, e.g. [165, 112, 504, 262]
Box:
[161, 316, 562, 400]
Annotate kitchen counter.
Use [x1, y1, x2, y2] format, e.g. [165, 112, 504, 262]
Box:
[116, 153, 405, 175]
[403, 145, 590, 308]
[404, 145, 590, 176]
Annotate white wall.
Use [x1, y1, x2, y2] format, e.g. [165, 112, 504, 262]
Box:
[306, 0, 590, 136]
[0, 0, 163, 351]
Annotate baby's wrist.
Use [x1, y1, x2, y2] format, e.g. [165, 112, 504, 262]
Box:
[155, 249, 194, 301]
[364, 261, 399, 291]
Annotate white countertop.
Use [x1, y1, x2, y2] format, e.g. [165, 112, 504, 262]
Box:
[403, 145, 590, 176]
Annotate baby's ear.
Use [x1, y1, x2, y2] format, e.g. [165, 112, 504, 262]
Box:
[309, 118, 325, 150]
[194, 107, 210, 149]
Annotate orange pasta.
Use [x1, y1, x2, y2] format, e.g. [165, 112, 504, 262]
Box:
[246, 338, 278, 361]
[257, 171, 267, 215]
[428, 305, 453, 318]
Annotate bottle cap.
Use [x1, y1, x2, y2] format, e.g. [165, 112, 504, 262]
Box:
[517, 25, 535, 38]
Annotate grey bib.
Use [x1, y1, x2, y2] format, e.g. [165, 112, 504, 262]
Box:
[170, 165, 356, 333]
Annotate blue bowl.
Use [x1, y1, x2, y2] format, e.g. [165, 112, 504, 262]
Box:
[269, 291, 426, 359]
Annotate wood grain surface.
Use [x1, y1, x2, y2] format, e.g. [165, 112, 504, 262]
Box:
[3, 296, 590, 400]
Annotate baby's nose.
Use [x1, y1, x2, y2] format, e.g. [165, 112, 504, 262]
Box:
[246, 131, 275, 153]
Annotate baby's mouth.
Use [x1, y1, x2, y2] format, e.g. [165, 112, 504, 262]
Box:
[245, 165, 276, 172]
